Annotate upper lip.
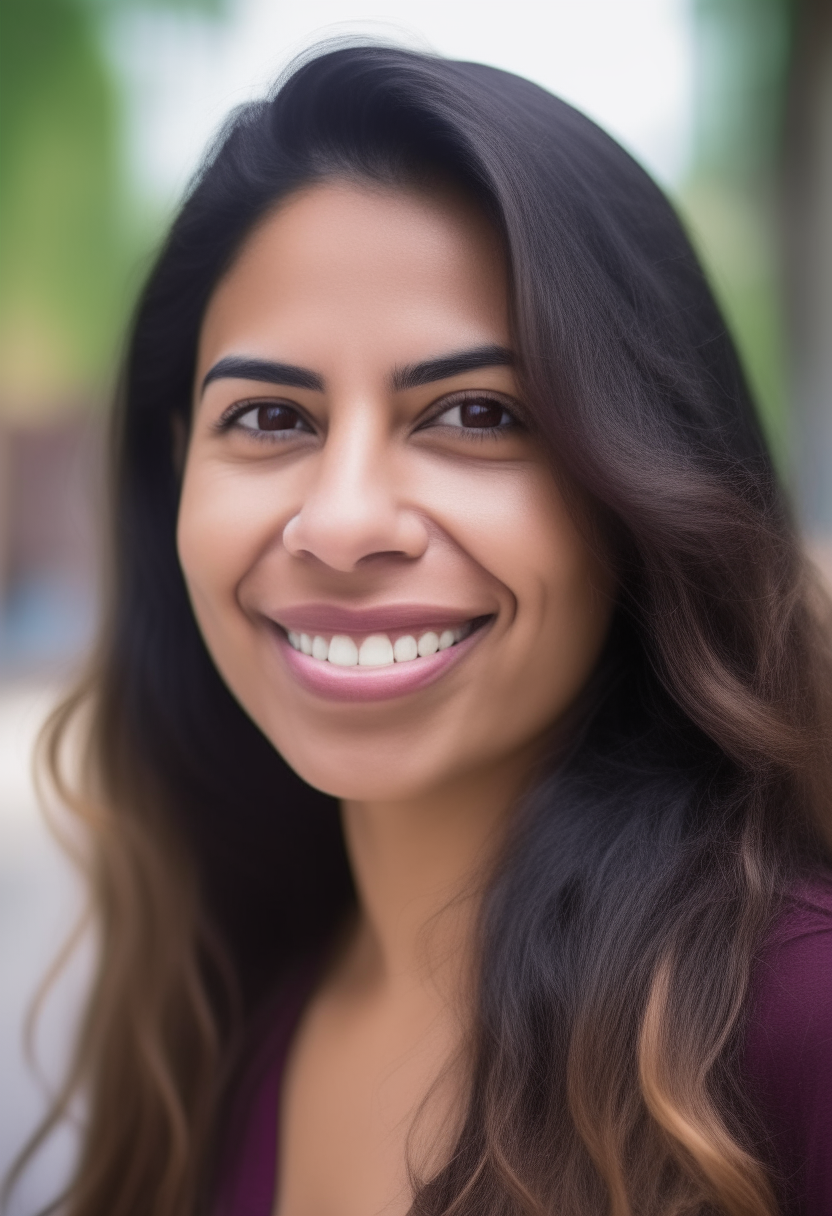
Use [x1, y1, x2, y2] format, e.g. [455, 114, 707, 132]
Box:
[270, 603, 491, 634]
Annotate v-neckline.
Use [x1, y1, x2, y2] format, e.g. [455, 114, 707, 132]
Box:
[212, 964, 318, 1216]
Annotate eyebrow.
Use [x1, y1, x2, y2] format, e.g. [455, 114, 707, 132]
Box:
[200, 343, 515, 397]
[200, 356, 324, 395]
[391, 344, 515, 391]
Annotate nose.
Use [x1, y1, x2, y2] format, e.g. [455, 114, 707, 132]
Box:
[282, 415, 428, 572]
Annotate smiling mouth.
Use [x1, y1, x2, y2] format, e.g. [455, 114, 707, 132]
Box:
[283, 616, 491, 667]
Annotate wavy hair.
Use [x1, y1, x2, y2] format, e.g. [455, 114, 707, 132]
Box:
[8, 44, 832, 1216]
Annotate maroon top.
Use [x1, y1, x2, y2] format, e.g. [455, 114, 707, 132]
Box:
[743, 876, 832, 1214]
[216, 876, 832, 1215]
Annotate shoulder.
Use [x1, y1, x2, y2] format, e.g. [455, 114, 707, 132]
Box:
[743, 872, 832, 1215]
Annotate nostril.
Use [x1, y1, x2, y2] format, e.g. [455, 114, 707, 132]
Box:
[282, 505, 429, 569]
[356, 549, 415, 565]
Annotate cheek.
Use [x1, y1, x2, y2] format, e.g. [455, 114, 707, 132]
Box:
[495, 534, 613, 752]
[176, 461, 280, 639]
[509, 481, 614, 690]
[412, 456, 610, 637]
[409, 458, 614, 727]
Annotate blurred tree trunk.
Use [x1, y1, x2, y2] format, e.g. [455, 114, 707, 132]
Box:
[781, 0, 832, 552]
[686, 0, 832, 570]
[684, 0, 791, 464]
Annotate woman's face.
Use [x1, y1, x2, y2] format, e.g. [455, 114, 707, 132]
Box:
[179, 181, 615, 802]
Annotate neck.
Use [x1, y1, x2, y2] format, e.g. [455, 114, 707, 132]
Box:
[340, 753, 534, 998]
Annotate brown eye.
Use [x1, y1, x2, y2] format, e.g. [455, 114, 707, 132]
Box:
[237, 402, 309, 434]
[432, 397, 516, 431]
[459, 400, 506, 428]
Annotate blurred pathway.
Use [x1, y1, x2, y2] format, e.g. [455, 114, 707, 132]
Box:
[0, 681, 87, 1215]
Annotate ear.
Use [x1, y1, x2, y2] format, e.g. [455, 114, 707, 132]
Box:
[171, 412, 189, 479]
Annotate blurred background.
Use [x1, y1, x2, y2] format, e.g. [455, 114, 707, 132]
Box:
[1, 0, 831, 1208]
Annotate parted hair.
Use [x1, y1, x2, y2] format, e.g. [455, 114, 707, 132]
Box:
[8, 43, 832, 1216]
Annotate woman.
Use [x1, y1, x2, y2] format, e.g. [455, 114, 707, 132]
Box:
[16, 44, 832, 1216]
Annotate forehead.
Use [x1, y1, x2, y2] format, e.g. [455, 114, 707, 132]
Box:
[197, 180, 510, 378]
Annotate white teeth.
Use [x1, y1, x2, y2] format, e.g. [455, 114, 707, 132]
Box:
[288, 625, 468, 664]
[358, 635, 394, 667]
[393, 635, 418, 663]
[417, 631, 439, 657]
[328, 635, 359, 667]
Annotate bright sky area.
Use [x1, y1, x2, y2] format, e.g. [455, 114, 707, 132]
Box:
[107, 0, 696, 213]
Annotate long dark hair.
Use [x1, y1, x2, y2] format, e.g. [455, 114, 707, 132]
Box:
[15, 43, 832, 1216]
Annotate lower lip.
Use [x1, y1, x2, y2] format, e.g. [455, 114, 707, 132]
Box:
[275, 623, 490, 703]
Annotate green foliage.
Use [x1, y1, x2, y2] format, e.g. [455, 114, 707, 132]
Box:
[682, 0, 794, 469]
[0, 0, 124, 407]
[0, 0, 227, 416]
[82, 0, 227, 13]
[692, 0, 792, 188]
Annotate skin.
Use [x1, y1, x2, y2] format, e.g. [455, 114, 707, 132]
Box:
[178, 180, 616, 1216]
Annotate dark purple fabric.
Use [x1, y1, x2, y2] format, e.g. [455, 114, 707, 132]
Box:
[211, 971, 315, 1216]
[743, 874, 832, 1216]
[217, 876, 832, 1216]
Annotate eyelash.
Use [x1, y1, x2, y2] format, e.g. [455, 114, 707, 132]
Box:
[419, 392, 521, 437]
[216, 391, 523, 442]
[215, 399, 314, 442]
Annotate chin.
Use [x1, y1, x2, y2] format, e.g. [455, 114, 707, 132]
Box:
[269, 734, 454, 804]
